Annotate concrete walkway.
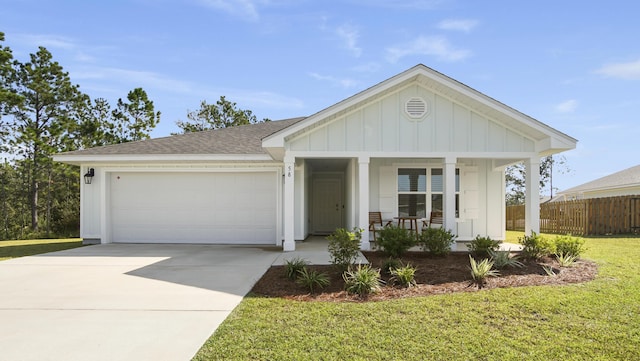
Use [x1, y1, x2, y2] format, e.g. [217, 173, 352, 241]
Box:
[0, 238, 521, 360]
[0, 244, 284, 361]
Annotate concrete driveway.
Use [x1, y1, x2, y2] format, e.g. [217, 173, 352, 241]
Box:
[0, 243, 283, 361]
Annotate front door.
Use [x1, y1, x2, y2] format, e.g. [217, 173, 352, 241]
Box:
[312, 178, 343, 234]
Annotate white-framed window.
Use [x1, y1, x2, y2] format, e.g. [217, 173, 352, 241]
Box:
[397, 167, 459, 218]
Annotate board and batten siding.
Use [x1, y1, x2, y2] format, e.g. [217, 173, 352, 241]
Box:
[289, 85, 536, 153]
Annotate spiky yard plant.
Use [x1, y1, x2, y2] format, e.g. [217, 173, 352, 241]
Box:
[488, 249, 524, 269]
[343, 264, 384, 297]
[389, 264, 418, 288]
[296, 267, 330, 294]
[556, 253, 578, 267]
[284, 257, 308, 280]
[469, 255, 500, 289]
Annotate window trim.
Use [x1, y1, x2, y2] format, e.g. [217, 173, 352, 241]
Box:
[395, 165, 460, 219]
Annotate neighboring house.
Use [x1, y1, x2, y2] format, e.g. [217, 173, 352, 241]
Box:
[54, 64, 577, 251]
[555, 164, 640, 201]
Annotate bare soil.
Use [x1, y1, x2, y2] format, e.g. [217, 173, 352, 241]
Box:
[250, 251, 598, 302]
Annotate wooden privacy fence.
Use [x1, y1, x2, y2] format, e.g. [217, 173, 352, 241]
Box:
[506, 195, 640, 235]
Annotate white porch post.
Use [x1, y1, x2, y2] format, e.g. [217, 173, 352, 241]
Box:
[443, 158, 457, 239]
[283, 156, 296, 251]
[358, 156, 371, 250]
[525, 157, 541, 235]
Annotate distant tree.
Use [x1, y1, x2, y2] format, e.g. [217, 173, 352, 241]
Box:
[0, 32, 22, 148]
[111, 87, 160, 142]
[506, 155, 569, 205]
[5, 46, 85, 232]
[174, 96, 269, 134]
[73, 97, 116, 149]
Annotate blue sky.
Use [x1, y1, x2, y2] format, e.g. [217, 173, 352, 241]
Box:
[2, 0, 639, 194]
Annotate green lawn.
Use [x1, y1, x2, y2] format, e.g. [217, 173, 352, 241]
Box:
[193, 233, 640, 361]
[0, 238, 84, 261]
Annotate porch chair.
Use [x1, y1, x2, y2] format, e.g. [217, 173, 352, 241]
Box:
[369, 212, 392, 242]
[422, 211, 443, 229]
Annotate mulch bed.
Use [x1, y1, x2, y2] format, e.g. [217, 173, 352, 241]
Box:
[250, 251, 598, 302]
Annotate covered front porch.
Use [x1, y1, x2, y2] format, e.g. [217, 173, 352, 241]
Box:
[281, 156, 541, 251]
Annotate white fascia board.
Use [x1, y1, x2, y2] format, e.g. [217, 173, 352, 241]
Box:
[53, 153, 274, 165]
[286, 150, 540, 160]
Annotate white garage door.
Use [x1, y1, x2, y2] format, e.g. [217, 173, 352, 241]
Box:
[109, 171, 278, 244]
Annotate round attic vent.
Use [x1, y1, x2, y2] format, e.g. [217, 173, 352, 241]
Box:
[405, 97, 428, 119]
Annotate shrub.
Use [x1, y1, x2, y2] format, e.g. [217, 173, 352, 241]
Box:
[554, 235, 586, 259]
[467, 235, 502, 257]
[519, 231, 554, 259]
[284, 257, 308, 280]
[343, 264, 383, 296]
[418, 227, 457, 256]
[389, 264, 417, 288]
[381, 258, 402, 275]
[327, 227, 362, 271]
[376, 225, 416, 258]
[468, 256, 499, 289]
[488, 249, 524, 269]
[296, 268, 330, 294]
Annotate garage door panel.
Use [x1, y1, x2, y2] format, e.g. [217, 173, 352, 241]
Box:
[110, 172, 278, 244]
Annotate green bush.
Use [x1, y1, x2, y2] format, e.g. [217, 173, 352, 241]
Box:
[327, 227, 362, 271]
[554, 235, 586, 258]
[296, 268, 330, 294]
[519, 231, 554, 259]
[418, 227, 457, 256]
[488, 249, 524, 269]
[469, 256, 499, 289]
[377, 225, 416, 258]
[467, 235, 502, 257]
[343, 264, 383, 296]
[390, 264, 417, 288]
[284, 257, 308, 280]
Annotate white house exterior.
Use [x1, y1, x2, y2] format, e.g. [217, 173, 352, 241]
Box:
[54, 64, 577, 251]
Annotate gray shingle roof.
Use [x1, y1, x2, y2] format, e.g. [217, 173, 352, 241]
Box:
[59, 117, 305, 156]
[559, 165, 640, 194]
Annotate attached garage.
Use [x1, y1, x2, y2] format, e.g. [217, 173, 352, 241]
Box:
[108, 171, 278, 244]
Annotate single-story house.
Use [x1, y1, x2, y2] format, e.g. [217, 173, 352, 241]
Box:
[554, 164, 640, 201]
[54, 64, 577, 251]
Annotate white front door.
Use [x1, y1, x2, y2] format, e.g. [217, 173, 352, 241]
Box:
[312, 178, 343, 234]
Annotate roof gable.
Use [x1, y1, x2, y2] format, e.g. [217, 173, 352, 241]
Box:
[263, 64, 576, 157]
[559, 165, 640, 194]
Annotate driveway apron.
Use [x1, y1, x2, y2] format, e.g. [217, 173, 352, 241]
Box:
[0, 244, 281, 361]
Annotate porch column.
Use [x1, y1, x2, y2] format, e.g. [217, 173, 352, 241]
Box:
[443, 157, 457, 238]
[283, 156, 295, 251]
[358, 156, 370, 250]
[525, 157, 540, 235]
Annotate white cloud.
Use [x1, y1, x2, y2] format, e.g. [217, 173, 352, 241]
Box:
[386, 35, 471, 63]
[309, 72, 358, 88]
[198, 0, 263, 21]
[351, 62, 381, 73]
[72, 66, 193, 93]
[351, 0, 447, 10]
[336, 24, 362, 57]
[437, 19, 479, 32]
[13, 33, 77, 50]
[595, 59, 640, 80]
[555, 99, 579, 113]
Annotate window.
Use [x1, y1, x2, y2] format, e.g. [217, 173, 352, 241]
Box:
[397, 167, 459, 218]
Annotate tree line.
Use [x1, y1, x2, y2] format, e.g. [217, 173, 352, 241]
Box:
[0, 32, 267, 240]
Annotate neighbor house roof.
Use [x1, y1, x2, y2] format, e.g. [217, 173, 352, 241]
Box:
[558, 165, 640, 195]
[54, 117, 305, 164]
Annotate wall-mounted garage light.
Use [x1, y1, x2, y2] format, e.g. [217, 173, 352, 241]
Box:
[84, 168, 95, 185]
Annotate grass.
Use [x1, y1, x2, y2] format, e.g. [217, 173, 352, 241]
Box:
[0, 238, 84, 261]
[193, 232, 640, 360]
